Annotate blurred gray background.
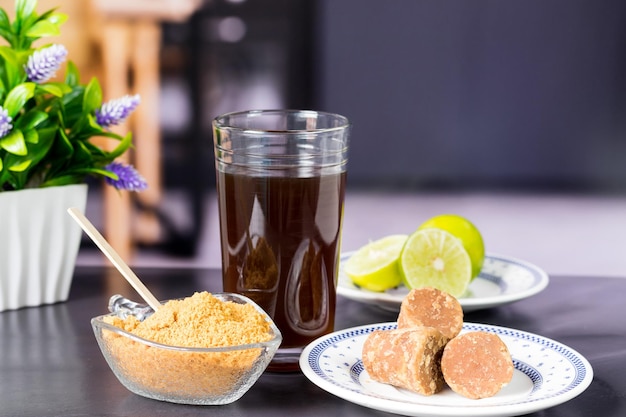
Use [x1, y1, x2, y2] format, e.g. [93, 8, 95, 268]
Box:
[80, 0, 626, 277]
[316, 0, 626, 191]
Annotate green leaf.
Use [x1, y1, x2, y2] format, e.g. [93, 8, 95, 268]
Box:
[42, 81, 72, 95]
[0, 9, 11, 38]
[8, 159, 31, 172]
[87, 113, 102, 130]
[82, 77, 102, 114]
[60, 83, 83, 105]
[73, 139, 93, 163]
[4, 126, 55, 179]
[14, 1, 43, 49]
[16, 0, 37, 24]
[0, 129, 28, 155]
[36, 83, 64, 97]
[25, 20, 60, 38]
[0, 160, 9, 177]
[24, 126, 55, 161]
[0, 46, 21, 88]
[45, 12, 68, 27]
[24, 129, 38, 144]
[81, 137, 107, 158]
[37, 126, 57, 144]
[55, 126, 74, 157]
[3, 83, 36, 117]
[0, 46, 19, 66]
[40, 174, 83, 187]
[15, 110, 49, 130]
[82, 128, 125, 148]
[65, 61, 80, 86]
[0, 8, 10, 27]
[70, 113, 103, 139]
[34, 11, 68, 35]
[107, 132, 133, 159]
[0, 28, 14, 48]
[62, 93, 85, 127]
[86, 168, 119, 179]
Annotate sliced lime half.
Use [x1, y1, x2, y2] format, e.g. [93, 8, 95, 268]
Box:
[344, 235, 408, 292]
[400, 228, 471, 297]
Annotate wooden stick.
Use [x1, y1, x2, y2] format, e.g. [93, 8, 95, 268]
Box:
[67, 207, 161, 311]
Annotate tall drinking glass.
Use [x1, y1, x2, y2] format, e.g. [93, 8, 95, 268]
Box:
[212, 110, 350, 371]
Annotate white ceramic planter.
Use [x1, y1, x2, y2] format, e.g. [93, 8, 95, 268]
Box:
[0, 184, 88, 311]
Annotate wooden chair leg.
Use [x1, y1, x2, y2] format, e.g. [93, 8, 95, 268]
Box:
[100, 20, 133, 261]
[131, 21, 163, 244]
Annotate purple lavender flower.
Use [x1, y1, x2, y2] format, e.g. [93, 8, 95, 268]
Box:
[104, 162, 147, 191]
[25, 44, 68, 83]
[96, 95, 141, 127]
[0, 106, 12, 138]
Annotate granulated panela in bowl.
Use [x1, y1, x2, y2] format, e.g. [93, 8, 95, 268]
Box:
[94, 291, 281, 404]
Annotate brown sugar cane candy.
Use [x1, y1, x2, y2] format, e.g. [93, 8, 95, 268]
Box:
[362, 327, 448, 395]
[397, 287, 463, 340]
[441, 331, 514, 399]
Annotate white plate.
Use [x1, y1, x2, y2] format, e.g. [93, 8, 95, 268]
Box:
[337, 253, 549, 312]
[300, 322, 593, 417]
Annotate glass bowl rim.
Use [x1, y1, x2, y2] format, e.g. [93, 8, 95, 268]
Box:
[91, 292, 282, 353]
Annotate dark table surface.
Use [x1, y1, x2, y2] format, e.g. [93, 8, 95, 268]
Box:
[0, 266, 624, 417]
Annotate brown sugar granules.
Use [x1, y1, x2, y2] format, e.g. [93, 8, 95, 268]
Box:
[107, 291, 272, 347]
[101, 292, 275, 402]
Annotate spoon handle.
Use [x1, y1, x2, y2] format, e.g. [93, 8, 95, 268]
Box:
[67, 207, 161, 311]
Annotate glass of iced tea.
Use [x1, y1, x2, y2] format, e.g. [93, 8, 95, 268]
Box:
[212, 110, 350, 371]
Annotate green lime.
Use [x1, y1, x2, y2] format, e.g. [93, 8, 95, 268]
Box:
[344, 235, 408, 292]
[399, 228, 472, 297]
[419, 214, 485, 280]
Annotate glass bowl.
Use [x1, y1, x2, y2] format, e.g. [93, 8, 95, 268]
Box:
[91, 293, 282, 405]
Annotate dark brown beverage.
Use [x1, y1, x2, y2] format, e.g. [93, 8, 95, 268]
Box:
[213, 109, 350, 371]
[217, 171, 346, 369]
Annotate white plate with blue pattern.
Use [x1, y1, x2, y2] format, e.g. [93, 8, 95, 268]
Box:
[337, 252, 549, 312]
[300, 322, 593, 417]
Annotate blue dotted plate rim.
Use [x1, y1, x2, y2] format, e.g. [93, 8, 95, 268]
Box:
[300, 322, 593, 417]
